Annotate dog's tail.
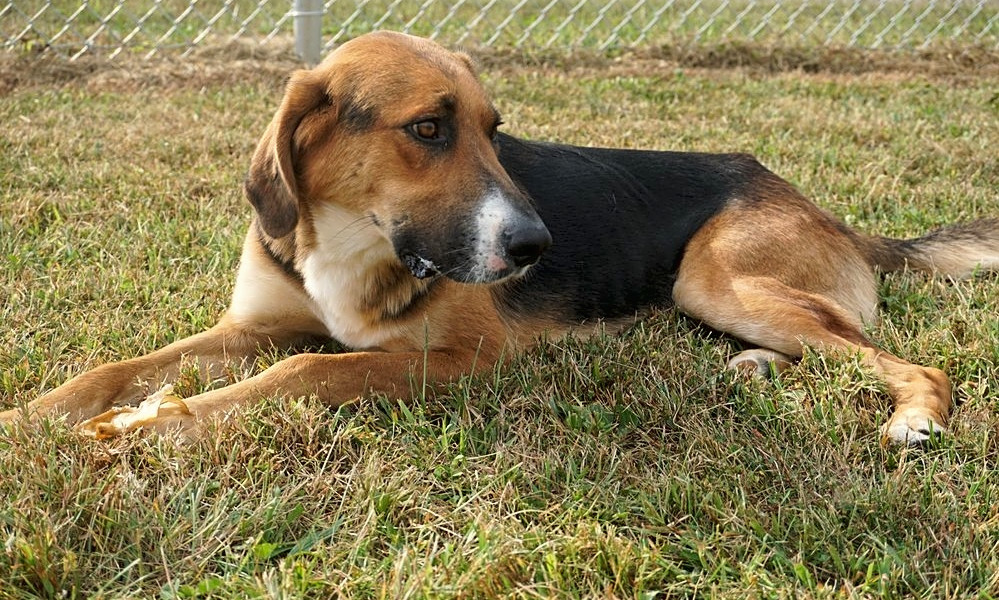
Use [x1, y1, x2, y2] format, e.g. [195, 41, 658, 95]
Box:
[862, 218, 999, 278]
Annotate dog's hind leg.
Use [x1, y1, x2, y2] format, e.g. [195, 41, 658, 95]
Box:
[676, 273, 950, 443]
[673, 209, 951, 444]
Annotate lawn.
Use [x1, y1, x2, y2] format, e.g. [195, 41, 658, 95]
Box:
[0, 41, 997, 598]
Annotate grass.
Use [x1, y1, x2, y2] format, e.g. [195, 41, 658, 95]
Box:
[1, 42, 999, 598]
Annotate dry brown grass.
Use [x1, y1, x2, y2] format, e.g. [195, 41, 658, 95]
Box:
[3, 40, 997, 98]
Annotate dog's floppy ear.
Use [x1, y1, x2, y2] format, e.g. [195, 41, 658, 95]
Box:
[245, 70, 328, 238]
[454, 51, 478, 75]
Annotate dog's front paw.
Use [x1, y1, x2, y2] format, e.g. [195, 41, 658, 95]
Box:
[76, 385, 196, 441]
[881, 406, 947, 445]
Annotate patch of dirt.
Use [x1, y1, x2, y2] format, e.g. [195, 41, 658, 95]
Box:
[2, 39, 996, 96]
[476, 42, 999, 84]
[0, 38, 300, 95]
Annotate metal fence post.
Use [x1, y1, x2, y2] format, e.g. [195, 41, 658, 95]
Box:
[293, 0, 323, 65]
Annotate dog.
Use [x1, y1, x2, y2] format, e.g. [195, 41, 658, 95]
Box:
[2, 30, 997, 444]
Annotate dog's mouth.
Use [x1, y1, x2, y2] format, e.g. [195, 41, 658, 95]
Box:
[394, 218, 552, 284]
[401, 252, 440, 279]
[390, 193, 551, 285]
[398, 248, 537, 284]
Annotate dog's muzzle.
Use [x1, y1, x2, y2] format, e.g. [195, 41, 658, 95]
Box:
[390, 187, 551, 284]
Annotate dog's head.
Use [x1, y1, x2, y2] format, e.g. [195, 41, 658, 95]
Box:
[245, 31, 550, 284]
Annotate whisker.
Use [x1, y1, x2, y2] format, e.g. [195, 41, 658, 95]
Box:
[328, 215, 379, 243]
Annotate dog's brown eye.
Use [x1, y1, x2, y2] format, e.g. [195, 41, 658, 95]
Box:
[410, 120, 440, 142]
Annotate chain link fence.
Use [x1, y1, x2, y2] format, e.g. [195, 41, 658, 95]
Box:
[2, 0, 997, 61]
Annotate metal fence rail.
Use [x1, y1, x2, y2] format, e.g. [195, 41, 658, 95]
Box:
[2, 0, 997, 61]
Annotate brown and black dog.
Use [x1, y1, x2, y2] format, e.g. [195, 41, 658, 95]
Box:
[3, 31, 997, 444]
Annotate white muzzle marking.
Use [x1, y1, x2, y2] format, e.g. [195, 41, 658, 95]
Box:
[470, 187, 520, 282]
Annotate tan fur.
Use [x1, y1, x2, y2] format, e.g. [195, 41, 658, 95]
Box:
[672, 187, 952, 441]
[1, 31, 991, 445]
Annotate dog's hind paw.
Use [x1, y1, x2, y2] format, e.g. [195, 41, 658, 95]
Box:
[726, 348, 794, 378]
[881, 406, 947, 446]
[76, 384, 193, 440]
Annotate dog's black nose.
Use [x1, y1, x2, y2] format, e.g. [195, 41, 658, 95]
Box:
[507, 223, 552, 268]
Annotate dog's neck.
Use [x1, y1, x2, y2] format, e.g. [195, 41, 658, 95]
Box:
[299, 202, 432, 349]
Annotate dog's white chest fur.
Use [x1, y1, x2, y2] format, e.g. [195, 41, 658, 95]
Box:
[301, 204, 400, 349]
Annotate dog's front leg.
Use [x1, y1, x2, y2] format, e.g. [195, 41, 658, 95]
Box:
[0, 318, 304, 426]
[75, 349, 485, 441]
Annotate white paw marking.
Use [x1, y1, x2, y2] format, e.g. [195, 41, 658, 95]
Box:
[726, 349, 793, 378]
[881, 406, 946, 445]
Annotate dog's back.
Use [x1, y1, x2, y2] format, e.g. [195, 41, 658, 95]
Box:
[494, 133, 753, 322]
[496, 133, 999, 329]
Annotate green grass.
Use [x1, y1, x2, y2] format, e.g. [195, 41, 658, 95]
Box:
[1, 45, 998, 598]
